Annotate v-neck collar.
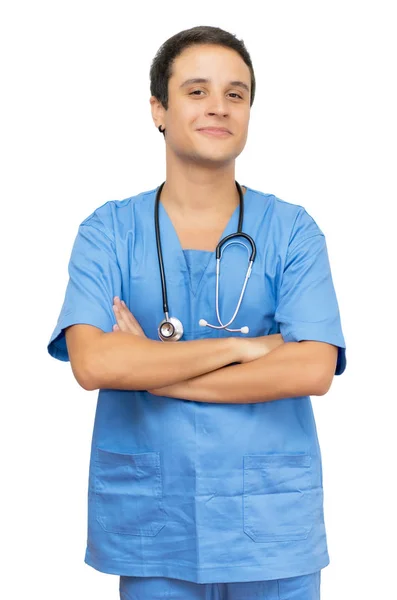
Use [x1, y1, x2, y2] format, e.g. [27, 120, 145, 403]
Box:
[154, 186, 250, 298]
[182, 249, 212, 296]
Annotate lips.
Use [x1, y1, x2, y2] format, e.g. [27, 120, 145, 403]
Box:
[197, 127, 231, 133]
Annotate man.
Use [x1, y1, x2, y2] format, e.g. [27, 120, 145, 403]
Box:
[48, 25, 346, 600]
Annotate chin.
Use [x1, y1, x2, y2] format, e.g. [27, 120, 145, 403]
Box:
[197, 139, 245, 160]
[173, 140, 239, 165]
[193, 154, 238, 168]
[193, 144, 239, 161]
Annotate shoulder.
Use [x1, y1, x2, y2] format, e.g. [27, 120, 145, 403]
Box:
[245, 184, 324, 246]
[77, 186, 157, 238]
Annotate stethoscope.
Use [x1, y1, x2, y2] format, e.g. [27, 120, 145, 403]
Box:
[155, 180, 256, 342]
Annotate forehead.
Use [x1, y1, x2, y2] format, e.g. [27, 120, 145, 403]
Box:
[170, 44, 250, 85]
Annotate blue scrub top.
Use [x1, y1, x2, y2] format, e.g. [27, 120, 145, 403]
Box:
[47, 184, 346, 584]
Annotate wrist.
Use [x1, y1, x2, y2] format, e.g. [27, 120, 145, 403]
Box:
[228, 336, 243, 363]
[272, 333, 285, 348]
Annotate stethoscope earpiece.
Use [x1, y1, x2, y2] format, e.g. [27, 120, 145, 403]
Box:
[155, 181, 256, 341]
[199, 318, 249, 335]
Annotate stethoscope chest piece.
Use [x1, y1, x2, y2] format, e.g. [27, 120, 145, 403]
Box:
[158, 316, 184, 342]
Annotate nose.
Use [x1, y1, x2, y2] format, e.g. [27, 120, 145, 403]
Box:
[204, 91, 229, 118]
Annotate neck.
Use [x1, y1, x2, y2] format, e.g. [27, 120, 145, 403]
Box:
[160, 156, 245, 216]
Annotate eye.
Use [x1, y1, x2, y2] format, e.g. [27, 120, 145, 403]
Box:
[189, 90, 244, 100]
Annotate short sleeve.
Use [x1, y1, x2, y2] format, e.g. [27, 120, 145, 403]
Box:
[274, 210, 346, 375]
[47, 216, 122, 362]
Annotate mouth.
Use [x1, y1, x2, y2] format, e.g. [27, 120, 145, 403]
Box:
[197, 127, 232, 137]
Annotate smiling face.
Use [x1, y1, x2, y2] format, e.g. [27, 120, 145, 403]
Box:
[150, 44, 252, 167]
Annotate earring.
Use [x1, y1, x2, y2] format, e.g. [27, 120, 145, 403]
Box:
[158, 125, 165, 133]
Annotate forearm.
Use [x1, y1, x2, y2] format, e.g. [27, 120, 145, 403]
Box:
[86, 331, 239, 391]
[150, 341, 329, 403]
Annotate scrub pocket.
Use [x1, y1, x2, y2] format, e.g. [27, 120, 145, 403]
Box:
[95, 448, 167, 536]
[243, 453, 313, 542]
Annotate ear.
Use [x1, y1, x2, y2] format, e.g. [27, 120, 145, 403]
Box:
[150, 96, 166, 130]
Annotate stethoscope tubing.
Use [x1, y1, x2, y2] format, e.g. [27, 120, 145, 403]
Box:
[154, 181, 170, 317]
[154, 180, 256, 340]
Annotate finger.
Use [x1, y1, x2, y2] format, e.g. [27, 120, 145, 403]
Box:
[114, 297, 146, 337]
[119, 300, 138, 325]
[113, 302, 142, 336]
[118, 301, 146, 335]
[113, 304, 129, 332]
[115, 298, 134, 323]
[114, 303, 132, 329]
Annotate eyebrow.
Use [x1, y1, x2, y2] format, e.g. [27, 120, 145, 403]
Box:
[179, 78, 250, 94]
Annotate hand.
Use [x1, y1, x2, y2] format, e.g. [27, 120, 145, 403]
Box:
[112, 296, 147, 338]
[238, 334, 285, 363]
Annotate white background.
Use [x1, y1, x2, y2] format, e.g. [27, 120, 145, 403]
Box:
[1, 1, 396, 598]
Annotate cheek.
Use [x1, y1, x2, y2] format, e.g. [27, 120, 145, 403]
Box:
[168, 108, 201, 143]
[170, 100, 196, 123]
[236, 116, 250, 142]
[240, 126, 249, 144]
[238, 110, 250, 129]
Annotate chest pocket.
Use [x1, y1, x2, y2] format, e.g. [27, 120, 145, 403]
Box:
[95, 448, 168, 536]
[243, 453, 313, 542]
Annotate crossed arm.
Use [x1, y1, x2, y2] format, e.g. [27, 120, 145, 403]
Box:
[148, 339, 338, 403]
[107, 297, 338, 403]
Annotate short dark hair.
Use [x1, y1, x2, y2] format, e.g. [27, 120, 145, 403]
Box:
[149, 25, 256, 112]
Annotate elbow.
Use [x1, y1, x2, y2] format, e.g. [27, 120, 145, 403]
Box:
[312, 369, 334, 396]
[80, 338, 119, 391]
[70, 358, 99, 391]
[65, 325, 108, 391]
[80, 374, 99, 392]
[314, 382, 331, 396]
[312, 344, 339, 396]
[82, 357, 102, 391]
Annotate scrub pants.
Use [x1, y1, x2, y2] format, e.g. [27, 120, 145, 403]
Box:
[119, 570, 321, 599]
